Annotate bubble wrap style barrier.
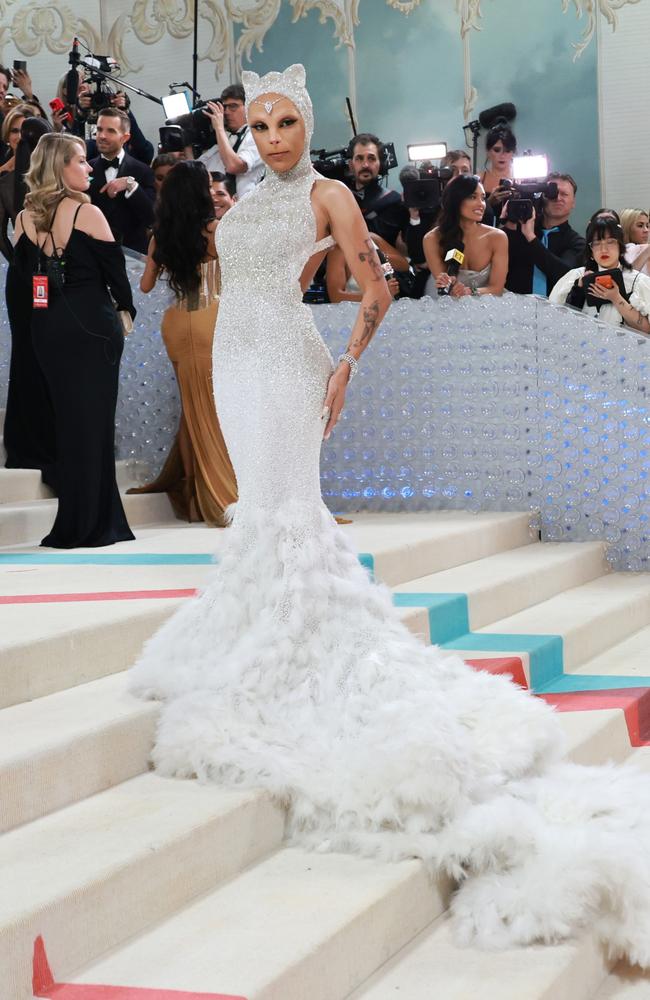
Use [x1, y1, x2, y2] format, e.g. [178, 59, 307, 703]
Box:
[0, 257, 648, 570]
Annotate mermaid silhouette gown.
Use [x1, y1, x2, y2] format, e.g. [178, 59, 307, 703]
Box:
[131, 65, 650, 965]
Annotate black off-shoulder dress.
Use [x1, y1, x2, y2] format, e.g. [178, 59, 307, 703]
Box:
[13, 211, 136, 547]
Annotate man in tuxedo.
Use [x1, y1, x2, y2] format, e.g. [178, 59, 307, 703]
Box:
[88, 107, 155, 254]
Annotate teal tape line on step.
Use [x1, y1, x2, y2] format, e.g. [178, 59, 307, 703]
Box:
[393, 592, 469, 645]
[0, 553, 217, 565]
[0, 551, 378, 572]
[442, 632, 564, 691]
[539, 673, 650, 693]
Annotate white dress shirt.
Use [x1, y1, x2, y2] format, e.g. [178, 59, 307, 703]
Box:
[101, 148, 138, 198]
[198, 127, 265, 199]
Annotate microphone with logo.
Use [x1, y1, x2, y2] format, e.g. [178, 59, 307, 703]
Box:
[65, 37, 80, 109]
[438, 244, 465, 296]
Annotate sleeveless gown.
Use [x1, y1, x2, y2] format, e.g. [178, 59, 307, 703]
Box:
[127, 256, 237, 525]
[425, 263, 492, 298]
[131, 81, 650, 964]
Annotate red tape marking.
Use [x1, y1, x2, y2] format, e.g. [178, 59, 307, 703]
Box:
[465, 656, 528, 689]
[0, 589, 197, 605]
[33, 936, 246, 1000]
[540, 688, 650, 746]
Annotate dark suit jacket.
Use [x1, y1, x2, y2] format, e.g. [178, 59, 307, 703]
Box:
[504, 219, 586, 296]
[88, 151, 155, 254]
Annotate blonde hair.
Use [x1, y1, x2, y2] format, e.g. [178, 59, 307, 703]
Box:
[621, 208, 649, 244]
[1, 103, 33, 143]
[24, 133, 89, 232]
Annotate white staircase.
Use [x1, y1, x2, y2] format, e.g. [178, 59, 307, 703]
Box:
[1, 457, 650, 998]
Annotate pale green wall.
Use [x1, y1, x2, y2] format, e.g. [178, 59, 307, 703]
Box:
[240, 0, 600, 232]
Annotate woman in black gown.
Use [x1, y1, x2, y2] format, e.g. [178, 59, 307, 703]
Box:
[13, 132, 135, 547]
[3, 116, 57, 483]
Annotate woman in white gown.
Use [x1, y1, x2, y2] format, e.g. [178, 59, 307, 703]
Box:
[131, 65, 650, 965]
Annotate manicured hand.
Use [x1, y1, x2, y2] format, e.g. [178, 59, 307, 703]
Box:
[322, 364, 349, 440]
[435, 273, 454, 290]
[387, 276, 400, 298]
[100, 177, 131, 198]
[450, 279, 470, 298]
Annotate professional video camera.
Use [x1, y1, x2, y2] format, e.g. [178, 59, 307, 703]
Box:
[499, 178, 558, 223]
[310, 140, 398, 182]
[159, 95, 218, 156]
[402, 162, 453, 213]
[81, 55, 125, 112]
[310, 147, 349, 182]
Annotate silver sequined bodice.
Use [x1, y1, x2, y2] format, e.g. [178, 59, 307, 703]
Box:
[213, 164, 335, 514]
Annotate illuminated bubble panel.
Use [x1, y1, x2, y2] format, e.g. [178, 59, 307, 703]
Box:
[1, 259, 648, 570]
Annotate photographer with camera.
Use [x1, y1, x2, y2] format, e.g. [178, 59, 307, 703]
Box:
[195, 84, 264, 199]
[348, 133, 403, 248]
[88, 107, 155, 253]
[443, 149, 472, 179]
[549, 216, 650, 334]
[71, 84, 154, 165]
[423, 174, 507, 298]
[502, 172, 585, 296]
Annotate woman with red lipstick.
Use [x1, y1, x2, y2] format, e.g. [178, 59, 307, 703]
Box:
[549, 217, 650, 333]
[480, 123, 516, 224]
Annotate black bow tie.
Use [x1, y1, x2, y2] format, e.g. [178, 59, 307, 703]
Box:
[102, 157, 120, 170]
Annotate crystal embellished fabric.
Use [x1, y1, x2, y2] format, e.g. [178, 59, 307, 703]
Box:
[130, 65, 650, 966]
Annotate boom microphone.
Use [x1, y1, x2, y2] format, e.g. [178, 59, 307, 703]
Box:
[65, 37, 80, 108]
[438, 244, 465, 296]
[478, 102, 517, 130]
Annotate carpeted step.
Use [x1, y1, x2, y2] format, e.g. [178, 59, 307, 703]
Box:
[345, 510, 534, 586]
[394, 540, 605, 633]
[0, 773, 284, 1000]
[65, 848, 447, 1000]
[0, 489, 176, 546]
[1, 665, 637, 837]
[348, 916, 609, 1000]
[0, 672, 159, 833]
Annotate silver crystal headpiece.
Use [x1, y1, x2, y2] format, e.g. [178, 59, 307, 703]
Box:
[242, 63, 314, 140]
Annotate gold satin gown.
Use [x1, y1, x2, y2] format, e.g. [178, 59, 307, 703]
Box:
[128, 257, 238, 525]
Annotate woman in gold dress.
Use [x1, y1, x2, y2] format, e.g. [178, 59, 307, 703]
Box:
[128, 161, 237, 524]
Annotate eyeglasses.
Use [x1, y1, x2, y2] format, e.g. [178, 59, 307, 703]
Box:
[589, 239, 618, 251]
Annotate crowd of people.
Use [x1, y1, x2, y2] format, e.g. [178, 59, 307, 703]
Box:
[1, 62, 649, 548]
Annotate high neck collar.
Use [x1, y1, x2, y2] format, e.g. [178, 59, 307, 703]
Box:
[264, 147, 316, 189]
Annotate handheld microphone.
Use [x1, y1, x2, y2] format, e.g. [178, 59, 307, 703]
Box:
[65, 37, 80, 108]
[478, 102, 517, 130]
[438, 245, 465, 296]
[375, 243, 395, 282]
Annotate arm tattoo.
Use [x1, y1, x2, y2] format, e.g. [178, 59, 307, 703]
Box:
[358, 239, 384, 282]
[350, 299, 380, 350]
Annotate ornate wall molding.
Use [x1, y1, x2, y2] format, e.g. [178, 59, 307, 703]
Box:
[561, 0, 642, 59]
[385, 0, 423, 13]
[456, 0, 482, 121]
[0, 0, 644, 114]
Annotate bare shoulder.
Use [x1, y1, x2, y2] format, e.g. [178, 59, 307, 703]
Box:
[312, 177, 356, 209]
[75, 202, 114, 240]
[483, 224, 507, 244]
[422, 226, 440, 247]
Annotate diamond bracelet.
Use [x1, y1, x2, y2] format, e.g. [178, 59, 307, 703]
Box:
[338, 352, 359, 380]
